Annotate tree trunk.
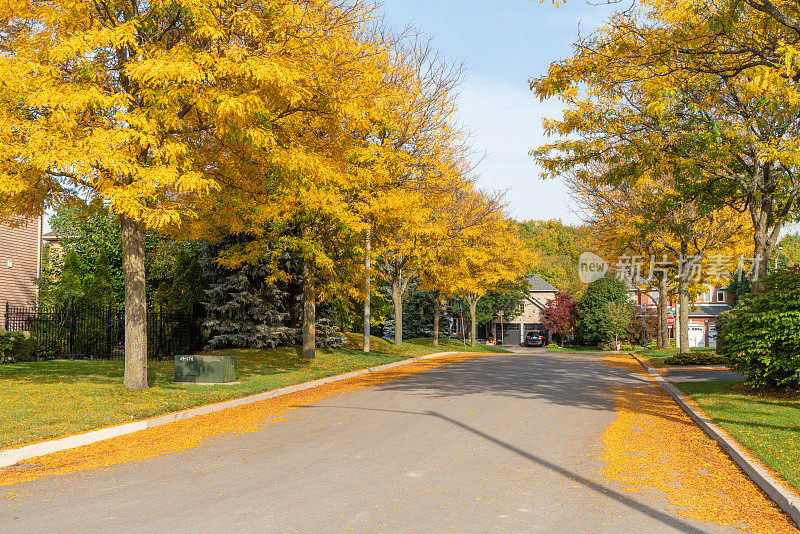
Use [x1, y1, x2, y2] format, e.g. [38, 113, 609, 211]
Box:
[751, 212, 778, 293]
[678, 241, 690, 355]
[658, 273, 668, 349]
[302, 253, 316, 360]
[467, 295, 478, 348]
[655, 294, 663, 349]
[121, 215, 148, 391]
[363, 227, 370, 353]
[432, 293, 440, 347]
[678, 278, 690, 354]
[392, 280, 403, 347]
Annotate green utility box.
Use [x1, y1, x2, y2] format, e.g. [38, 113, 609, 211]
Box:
[174, 354, 236, 384]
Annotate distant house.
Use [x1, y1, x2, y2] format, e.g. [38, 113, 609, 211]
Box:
[42, 231, 63, 257]
[632, 284, 733, 348]
[0, 217, 43, 307]
[492, 274, 559, 346]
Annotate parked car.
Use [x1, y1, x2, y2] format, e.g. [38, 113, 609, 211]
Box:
[523, 331, 544, 347]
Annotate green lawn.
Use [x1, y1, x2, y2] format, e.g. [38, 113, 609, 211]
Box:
[634, 347, 725, 368]
[676, 381, 800, 493]
[0, 336, 505, 450]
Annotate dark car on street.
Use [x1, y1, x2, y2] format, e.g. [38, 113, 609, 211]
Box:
[523, 331, 544, 347]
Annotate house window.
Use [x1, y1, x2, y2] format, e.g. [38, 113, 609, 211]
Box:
[716, 290, 726, 303]
[697, 288, 712, 303]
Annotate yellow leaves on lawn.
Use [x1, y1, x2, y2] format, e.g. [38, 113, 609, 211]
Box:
[601, 384, 797, 533]
[0, 352, 487, 489]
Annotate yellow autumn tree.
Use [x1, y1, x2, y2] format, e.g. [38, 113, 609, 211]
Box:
[364, 36, 475, 348]
[415, 186, 530, 348]
[449, 217, 530, 348]
[568, 165, 751, 352]
[186, 26, 462, 357]
[533, 2, 800, 288]
[0, 0, 391, 388]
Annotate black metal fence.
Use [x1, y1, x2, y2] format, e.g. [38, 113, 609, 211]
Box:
[3, 302, 203, 360]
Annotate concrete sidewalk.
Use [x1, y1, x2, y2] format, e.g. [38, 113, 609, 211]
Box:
[662, 368, 746, 382]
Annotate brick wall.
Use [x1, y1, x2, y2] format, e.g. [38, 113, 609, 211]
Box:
[0, 218, 42, 307]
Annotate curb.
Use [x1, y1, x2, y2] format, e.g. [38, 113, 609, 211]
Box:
[657, 366, 731, 372]
[0, 350, 468, 469]
[629, 353, 800, 526]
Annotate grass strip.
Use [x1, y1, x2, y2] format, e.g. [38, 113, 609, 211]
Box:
[675, 380, 800, 495]
[0, 335, 506, 450]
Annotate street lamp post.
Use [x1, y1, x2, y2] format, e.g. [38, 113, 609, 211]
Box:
[776, 246, 784, 270]
[498, 310, 504, 346]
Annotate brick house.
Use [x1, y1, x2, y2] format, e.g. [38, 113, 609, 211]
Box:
[491, 274, 559, 345]
[632, 284, 733, 348]
[0, 217, 43, 307]
[685, 286, 733, 348]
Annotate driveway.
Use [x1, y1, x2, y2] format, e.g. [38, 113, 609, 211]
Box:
[501, 344, 547, 354]
[2, 352, 755, 533]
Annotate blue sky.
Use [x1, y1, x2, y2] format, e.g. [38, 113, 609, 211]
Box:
[379, 1, 620, 224]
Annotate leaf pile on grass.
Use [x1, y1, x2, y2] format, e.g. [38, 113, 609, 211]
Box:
[730, 384, 800, 400]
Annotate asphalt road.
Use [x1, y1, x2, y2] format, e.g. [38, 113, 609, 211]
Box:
[2, 352, 746, 533]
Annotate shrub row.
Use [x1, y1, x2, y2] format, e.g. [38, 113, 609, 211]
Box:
[717, 267, 800, 388]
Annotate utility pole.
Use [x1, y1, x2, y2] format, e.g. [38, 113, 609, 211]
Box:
[459, 300, 466, 350]
[363, 226, 371, 353]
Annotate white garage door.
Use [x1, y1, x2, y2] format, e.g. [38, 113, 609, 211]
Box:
[688, 325, 705, 348]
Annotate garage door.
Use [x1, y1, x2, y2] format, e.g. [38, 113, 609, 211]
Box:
[688, 325, 705, 348]
[497, 324, 521, 346]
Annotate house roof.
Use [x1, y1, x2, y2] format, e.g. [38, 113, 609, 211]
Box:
[688, 305, 731, 317]
[528, 274, 558, 293]
[42, 231, 58, 242]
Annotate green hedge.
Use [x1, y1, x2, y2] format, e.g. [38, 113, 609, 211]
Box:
[717, 267, 800, 388]
[663, 353, 730, 366]
[0, 329, 37, 363]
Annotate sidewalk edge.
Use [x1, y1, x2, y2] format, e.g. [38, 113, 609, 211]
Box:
[629, 352, 800, 526]
[0, 350, 466, 469]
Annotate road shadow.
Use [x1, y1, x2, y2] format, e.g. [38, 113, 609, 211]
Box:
[370, 353, 696, 426]
[296, 404, 709, 534]
[372, 352, 647, 410]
